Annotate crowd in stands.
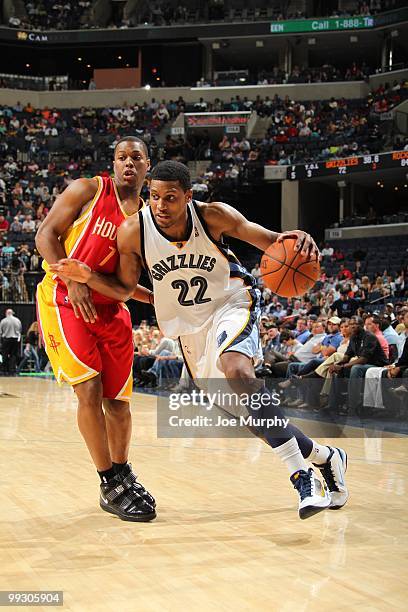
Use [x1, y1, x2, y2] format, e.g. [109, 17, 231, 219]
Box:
[7, 1, 91, 31]
[5, 0, 404, 31]
[179, 79, 408, 177]
[0, 80, 405, 306]
[132, 324, 183, 390]
[255, 306, 408, 417]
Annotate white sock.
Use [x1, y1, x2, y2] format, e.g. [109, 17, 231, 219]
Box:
[307, 441, 331, 465]
[273, 437, 309, 476]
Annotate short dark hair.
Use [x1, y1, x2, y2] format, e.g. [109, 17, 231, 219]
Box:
[350, 315, 364, 326]
[114, 136, 149, 157]
[367, 314, 381, 327]
[280, 330, 293, 342]
[150, 160, 192, 191]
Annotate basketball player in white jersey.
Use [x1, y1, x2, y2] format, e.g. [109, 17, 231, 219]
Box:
[50, 160, 348, 520]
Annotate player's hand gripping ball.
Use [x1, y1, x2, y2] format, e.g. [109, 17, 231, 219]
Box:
[260, 237, 320, 298]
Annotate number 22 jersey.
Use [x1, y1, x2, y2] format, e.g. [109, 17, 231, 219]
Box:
[139, 200, 255, 338]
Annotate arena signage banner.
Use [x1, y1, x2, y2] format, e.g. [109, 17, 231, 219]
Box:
[185, 112, 250, 128]
[270, 16, 374, 34]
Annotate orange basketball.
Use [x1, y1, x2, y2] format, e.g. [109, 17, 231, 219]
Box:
[260, 238, 320, 298]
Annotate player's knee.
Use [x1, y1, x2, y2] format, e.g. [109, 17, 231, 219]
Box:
[222, 361, 256, 387]
[104, 399, 130, 418]
[75, 376, 103, 408]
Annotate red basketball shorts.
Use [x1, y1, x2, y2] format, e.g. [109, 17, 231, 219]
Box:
[37, 276, 134, 400]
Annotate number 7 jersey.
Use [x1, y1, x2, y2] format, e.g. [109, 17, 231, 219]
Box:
[139, 200, 255, 338]
[43, 175, 144, 304]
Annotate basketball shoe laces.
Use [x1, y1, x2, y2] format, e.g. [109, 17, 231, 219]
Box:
[292, 469, 313, 500]
[319, 461, 339, 493]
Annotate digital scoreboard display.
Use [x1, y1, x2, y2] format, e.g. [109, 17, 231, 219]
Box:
[287, 151, 408, 180]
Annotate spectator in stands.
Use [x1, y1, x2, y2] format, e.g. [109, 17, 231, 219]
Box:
[9, 216, 22, 233]
[395, 307, 408, 333]
[321, 243, 334, 260]
[328, 316, 388, 414]
[264, 325, 281, 353]
[17, 321, 41, 373]
[154, 104, 170, 123]
[380, 314, 404, 357]
[294, 318, 351, 409]
[337, 263, 353, 281]
[359, 276, 372, 300]
[292, 317, 311, 344]
[271, 322, 326, 378]
[22, 215, 36, 233]
[29, 249, 42, 271]
[384, 303, 396, 322]
[370, 276, 388, 300]
[385, 334, 408, 404]
[279, 318, 343, 399]
[364, 310, 408, 412]
[330, 288, 360, 318]
[2, 242, 15, 259]
[142, 345, 183, 389]
[394, 272, 406, 297]
[133, 329, 175, 386]
[251, 262, 261, 282]
[365, 314, 389, 360]
[0, 215, 9, 236]
[333, 248, 345, 262]
[265, 329, 302, 366]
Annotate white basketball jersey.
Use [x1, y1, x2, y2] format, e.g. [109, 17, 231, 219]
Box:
[140, 200, 255, 338]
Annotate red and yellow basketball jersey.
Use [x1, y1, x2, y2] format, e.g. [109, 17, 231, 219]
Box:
[43, 175, 143, 304]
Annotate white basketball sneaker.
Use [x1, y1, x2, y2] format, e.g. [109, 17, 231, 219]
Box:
[315, 447, 348, 510]
[290, 468, 331, 520]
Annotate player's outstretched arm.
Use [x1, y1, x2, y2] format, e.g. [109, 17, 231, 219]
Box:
[201, 202, 319, 259]
[50, 216, 142, 302]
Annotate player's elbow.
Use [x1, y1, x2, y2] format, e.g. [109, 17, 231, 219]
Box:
[118, 283, 135, 303]
[122, 290, 134, 302]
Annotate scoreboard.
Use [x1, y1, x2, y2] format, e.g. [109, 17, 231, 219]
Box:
[287, 150, 408, 180]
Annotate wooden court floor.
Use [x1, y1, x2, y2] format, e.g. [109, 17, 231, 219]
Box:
[0, 377, 407, 612]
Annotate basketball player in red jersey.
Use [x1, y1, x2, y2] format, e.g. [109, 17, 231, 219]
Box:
[36, 136, 156, 522]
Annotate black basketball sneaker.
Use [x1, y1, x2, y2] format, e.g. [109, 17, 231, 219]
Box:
[120, 463, 156, 508]
[100, 471, 156, 522]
